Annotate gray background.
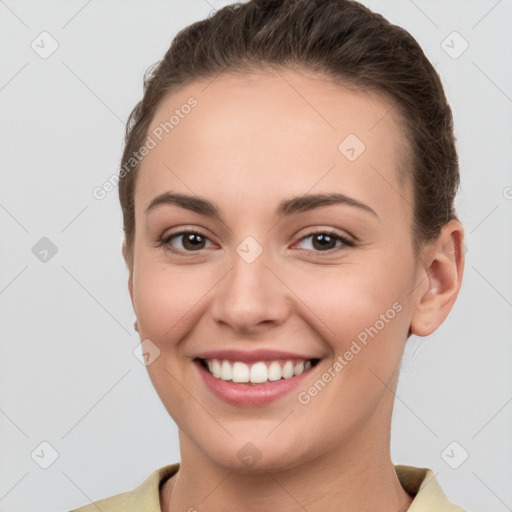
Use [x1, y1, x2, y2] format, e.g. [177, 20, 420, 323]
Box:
[1, 0, 511, 511]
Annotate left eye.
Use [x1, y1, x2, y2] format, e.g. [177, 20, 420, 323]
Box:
[295, 231, 353, 252]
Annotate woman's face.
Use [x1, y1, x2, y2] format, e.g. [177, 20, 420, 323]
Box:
[129, 68, 427, 471]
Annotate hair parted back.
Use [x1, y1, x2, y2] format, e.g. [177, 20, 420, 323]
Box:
[119, 0, 459, 270]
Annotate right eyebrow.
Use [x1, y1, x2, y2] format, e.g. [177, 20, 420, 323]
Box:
[145, 192, 221, 218]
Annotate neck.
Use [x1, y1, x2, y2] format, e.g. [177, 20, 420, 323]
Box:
[160, 411, 413, 512]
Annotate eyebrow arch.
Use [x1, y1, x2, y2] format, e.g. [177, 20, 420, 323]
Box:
[145, 191, 378, 219]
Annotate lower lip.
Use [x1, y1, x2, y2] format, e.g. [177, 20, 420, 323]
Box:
[195, 360, 315, 406]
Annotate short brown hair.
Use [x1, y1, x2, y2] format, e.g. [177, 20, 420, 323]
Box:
[119, 0, 459, 269]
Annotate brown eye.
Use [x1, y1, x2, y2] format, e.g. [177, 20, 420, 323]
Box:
[163, 231, 214, 254]
[296, 230, 354, 253]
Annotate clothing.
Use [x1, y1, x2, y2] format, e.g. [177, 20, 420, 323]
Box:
[69, 463, 467, 511]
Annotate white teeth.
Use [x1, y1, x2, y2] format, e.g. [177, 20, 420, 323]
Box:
[212, 359, 222, 378]
[281, 361, 294, 379]
[221, 360, 232, 380]
[232, 361, 250, 383]
[268, 361, 282, 381]
[249, 362, 268, 383]
[204, 358, 315, 384]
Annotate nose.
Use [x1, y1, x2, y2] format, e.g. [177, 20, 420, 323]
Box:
[209, 247, 290, 335]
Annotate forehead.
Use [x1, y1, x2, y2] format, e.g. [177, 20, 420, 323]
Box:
[136, 68, 412, 221]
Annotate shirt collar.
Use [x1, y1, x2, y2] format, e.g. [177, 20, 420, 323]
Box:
[97, 463, 466, 511]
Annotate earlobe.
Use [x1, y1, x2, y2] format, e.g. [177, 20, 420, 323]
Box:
[410, 219, 465, 337]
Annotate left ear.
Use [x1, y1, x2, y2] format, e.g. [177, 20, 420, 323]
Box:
[410, 219, 465, 337]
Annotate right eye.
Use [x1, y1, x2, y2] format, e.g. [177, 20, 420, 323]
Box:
[161, 230, 216, 255]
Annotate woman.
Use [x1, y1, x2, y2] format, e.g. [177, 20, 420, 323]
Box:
[71, 0, 466, 510]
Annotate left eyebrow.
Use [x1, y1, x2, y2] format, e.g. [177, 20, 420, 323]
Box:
[276, 192, 378, 218]
[145, 191, 378, 219]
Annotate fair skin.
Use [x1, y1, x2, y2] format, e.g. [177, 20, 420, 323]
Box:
[126, 67, 464, 512]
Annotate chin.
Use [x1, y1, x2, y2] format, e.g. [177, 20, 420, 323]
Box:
[197, 433, 316, 475]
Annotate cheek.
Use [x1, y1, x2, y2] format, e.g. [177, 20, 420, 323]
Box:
[287, 257, 411, 395]
[293, 270, 408, 413]
[289, 258, 405, 336]
[132, 262, 210, 343]
[131, 264, 206, 421]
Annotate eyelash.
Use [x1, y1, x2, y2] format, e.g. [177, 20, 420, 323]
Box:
[158, 229, 355, 256]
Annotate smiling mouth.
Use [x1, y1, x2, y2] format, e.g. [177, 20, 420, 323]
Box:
[196, 357, 321, 385]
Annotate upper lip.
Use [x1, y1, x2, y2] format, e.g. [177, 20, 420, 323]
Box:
[195, 349, 321, 364]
